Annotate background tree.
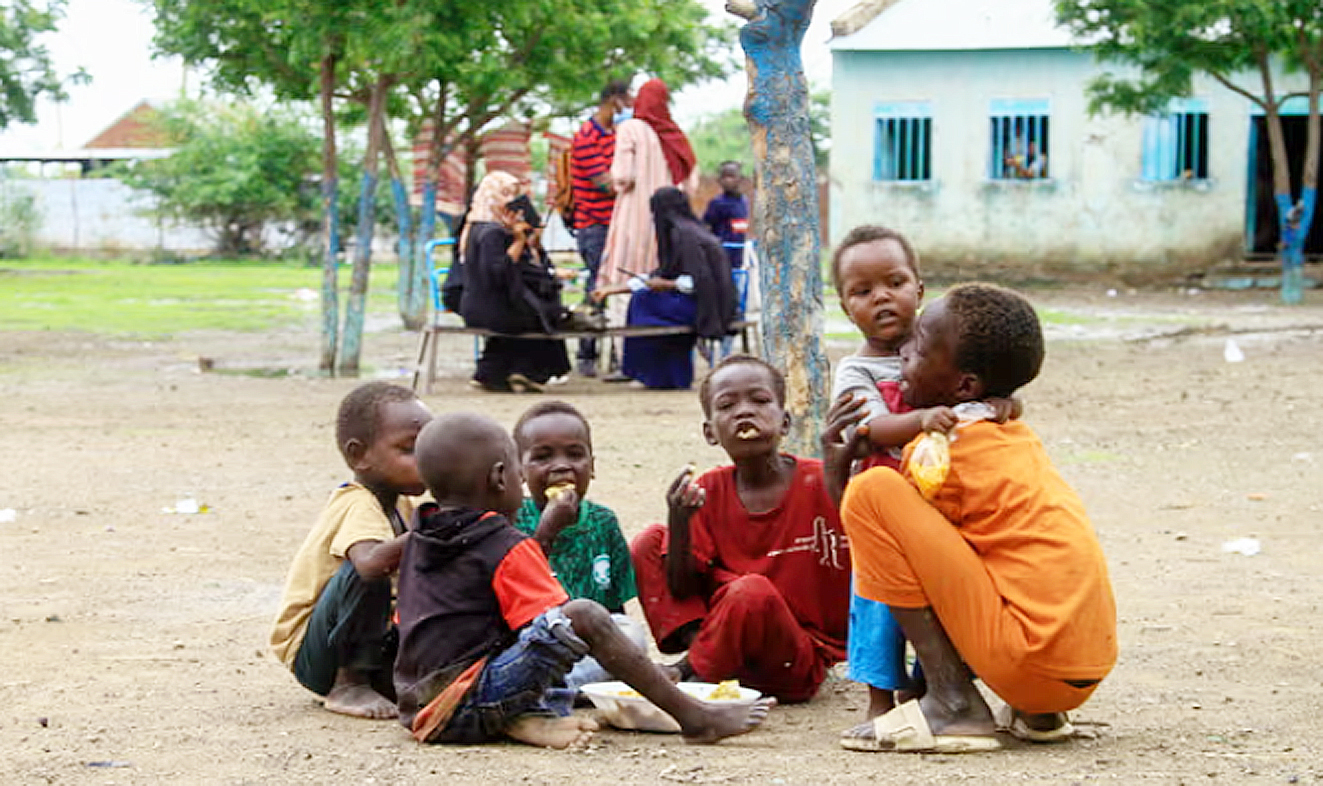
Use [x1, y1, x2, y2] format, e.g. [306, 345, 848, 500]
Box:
[119, 100, 320, 257]
[151, 0, 361, 371]
[727, 0, 828, 457]
[1057, 0, 1322, 304]
[393, 0, 735, 333]
[0, 0, 75, 130]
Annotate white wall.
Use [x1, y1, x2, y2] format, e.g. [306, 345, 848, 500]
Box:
[829, 48, 1309, 276]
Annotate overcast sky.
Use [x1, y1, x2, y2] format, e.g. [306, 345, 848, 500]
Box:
[0, 0, 858, 151]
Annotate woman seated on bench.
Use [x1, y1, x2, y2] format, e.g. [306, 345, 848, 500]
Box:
[593, 187, 736, 390]
[459, 171, 571, 393]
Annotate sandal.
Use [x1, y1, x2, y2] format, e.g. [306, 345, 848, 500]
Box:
[840, 700, 1001, 754]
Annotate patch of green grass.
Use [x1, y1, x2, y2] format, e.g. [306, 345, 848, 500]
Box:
[0, 258, 403, 336]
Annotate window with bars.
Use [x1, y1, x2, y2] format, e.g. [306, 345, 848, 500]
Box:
[989, 99, 1050, 180]
[1142, 99, 1209, 181]
[873, 102, 932, 182]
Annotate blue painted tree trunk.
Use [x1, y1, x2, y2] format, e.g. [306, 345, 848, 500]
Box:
[731, 0, 829, 457]
[1276, 188, 1316, 304]
[339, 170, 377, 376]
[412, 179, 440, 319]
[391, 176, 423, 329]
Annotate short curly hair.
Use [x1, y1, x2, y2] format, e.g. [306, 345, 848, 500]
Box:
[698, 354, 786, 417]
[513, 400, 593, 452]
[830, 225, 920, 292]
[943, 283, 1044, 398]
[335, 382, 419, 461]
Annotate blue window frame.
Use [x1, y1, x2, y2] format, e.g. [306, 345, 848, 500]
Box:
[873, 102, 932, 182]
[989, 98, 1050, 180]
[1142, 98, 1209, 181]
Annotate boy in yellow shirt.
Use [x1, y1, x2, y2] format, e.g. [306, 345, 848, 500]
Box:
[270, 382, 432, 718]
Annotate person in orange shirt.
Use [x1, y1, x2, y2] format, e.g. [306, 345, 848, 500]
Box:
[828, 282, 1117, 754]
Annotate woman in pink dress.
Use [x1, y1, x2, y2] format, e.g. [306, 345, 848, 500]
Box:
[596, 79, 700, 301]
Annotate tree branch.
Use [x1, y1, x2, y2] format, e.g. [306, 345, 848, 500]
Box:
[1210, 71, 1264, 108]
[726, 0, 757, 20]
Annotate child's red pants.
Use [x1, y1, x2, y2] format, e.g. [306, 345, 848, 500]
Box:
[630, 523, 831, 703]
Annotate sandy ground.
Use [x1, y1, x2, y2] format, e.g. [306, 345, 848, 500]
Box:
[2, 285, 1322, 784]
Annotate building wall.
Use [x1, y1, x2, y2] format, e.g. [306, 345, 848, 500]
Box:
[829, 48, 1306, 279]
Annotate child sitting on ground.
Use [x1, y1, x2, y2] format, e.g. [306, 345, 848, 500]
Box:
[630, 355, 852, 703]
[512, 400, 647, 688]
[269, 382, 432, 719]
[830, 283, 1117, 753]
[394, 412, 774, 748]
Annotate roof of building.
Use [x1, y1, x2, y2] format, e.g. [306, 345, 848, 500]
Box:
[83, 100, 170, 149]
[830, 0, 1080, 52]
[0, 148, 174, 163]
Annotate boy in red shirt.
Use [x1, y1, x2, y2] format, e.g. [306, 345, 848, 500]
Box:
[395, 411, 774, 747]
[630, 355, 852, 703]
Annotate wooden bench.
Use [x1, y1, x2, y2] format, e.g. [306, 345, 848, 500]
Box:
[411, 318, 760, 394]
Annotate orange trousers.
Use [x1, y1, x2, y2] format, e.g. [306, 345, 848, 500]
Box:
[842, 470, 1098, 714]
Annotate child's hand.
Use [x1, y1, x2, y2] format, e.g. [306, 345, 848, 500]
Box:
[821, 393, 871, 507]
[985, 396, 1023, 422]
[666, 464, 705, 524]
[918, 406, 958, 435]
[533, 486, 579, 551]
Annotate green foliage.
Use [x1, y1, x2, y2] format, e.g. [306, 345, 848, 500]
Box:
[1055, 0, 1323, 115]
[0, 181, 42, 258]
[118, 100, 322, 257]
[0, 0, 77, 130]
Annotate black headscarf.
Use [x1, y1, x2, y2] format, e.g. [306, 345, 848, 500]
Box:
[648, 187, 736, 339]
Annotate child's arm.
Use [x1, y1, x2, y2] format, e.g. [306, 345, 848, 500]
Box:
[346, 533, 409, 580]
[664, 466, 706, 600]
[529, 489, 580, 555]
[822, 393, 871, 507]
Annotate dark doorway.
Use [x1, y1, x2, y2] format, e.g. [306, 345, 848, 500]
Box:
[1247, 115, 1323, 256]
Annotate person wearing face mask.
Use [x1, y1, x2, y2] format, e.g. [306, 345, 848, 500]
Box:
[595, 79, 701, 341]
[568, 79, 634, 377]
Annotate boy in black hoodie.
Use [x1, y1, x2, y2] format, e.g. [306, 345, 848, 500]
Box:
[394, 411, 774, 748]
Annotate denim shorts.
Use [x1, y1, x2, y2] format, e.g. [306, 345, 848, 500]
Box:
[436, 607, 589, 743]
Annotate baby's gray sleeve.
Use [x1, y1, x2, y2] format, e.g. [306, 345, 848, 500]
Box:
[832, 358, 891, 423]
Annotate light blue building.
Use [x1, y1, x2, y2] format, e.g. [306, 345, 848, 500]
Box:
[828, 0, 1316, 278]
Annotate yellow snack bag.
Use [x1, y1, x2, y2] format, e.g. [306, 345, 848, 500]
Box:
[907, 431, 950, 500]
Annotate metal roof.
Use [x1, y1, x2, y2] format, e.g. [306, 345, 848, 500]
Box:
[830, 0, 1079, 52]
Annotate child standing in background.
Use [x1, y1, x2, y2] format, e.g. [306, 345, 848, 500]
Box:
[703, 161, 749, 272]
[512, 400, 646, 688]
[270, 382, 432, 719]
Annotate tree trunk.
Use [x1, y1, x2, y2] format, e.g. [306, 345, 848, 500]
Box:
[409, 95, 452, 331]
[318, 53, 340, 374]
[1286, 68, 1322, 305]
[730, 0, 829, 457]
[381, 118, 422, 330]
[339, 76, 390, 376]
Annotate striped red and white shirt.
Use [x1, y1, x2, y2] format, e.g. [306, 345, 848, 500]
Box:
[571, 118, 616, 229]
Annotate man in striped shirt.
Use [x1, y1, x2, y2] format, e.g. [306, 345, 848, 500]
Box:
[570, 79, 633, 377]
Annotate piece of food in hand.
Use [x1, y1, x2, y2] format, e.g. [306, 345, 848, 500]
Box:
[546, 482, 577, 502]
[707, 680, 742, 701]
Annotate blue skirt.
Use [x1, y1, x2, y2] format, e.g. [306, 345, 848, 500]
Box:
[621, 290, 697, 390]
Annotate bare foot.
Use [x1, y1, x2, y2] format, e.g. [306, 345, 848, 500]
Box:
[681, 697, 776, 744]
[505, 714, 599, 749]
[323, 683, 396, 720]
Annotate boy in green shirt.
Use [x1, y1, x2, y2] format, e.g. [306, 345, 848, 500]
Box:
[512, 400, 645, 688]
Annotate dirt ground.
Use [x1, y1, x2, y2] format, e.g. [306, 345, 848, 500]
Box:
[2, 285, 1322, 784]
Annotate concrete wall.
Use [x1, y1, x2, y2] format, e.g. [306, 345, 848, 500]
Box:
[829, 48, 1309, 279]
[13, 178, 214, 255]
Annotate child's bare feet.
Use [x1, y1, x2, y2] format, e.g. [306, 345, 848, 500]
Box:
[505, 714, 599, 749]
[324, 683, 396, 719]
[680, 697, 776, 744]
[323, 669, 396, 719]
